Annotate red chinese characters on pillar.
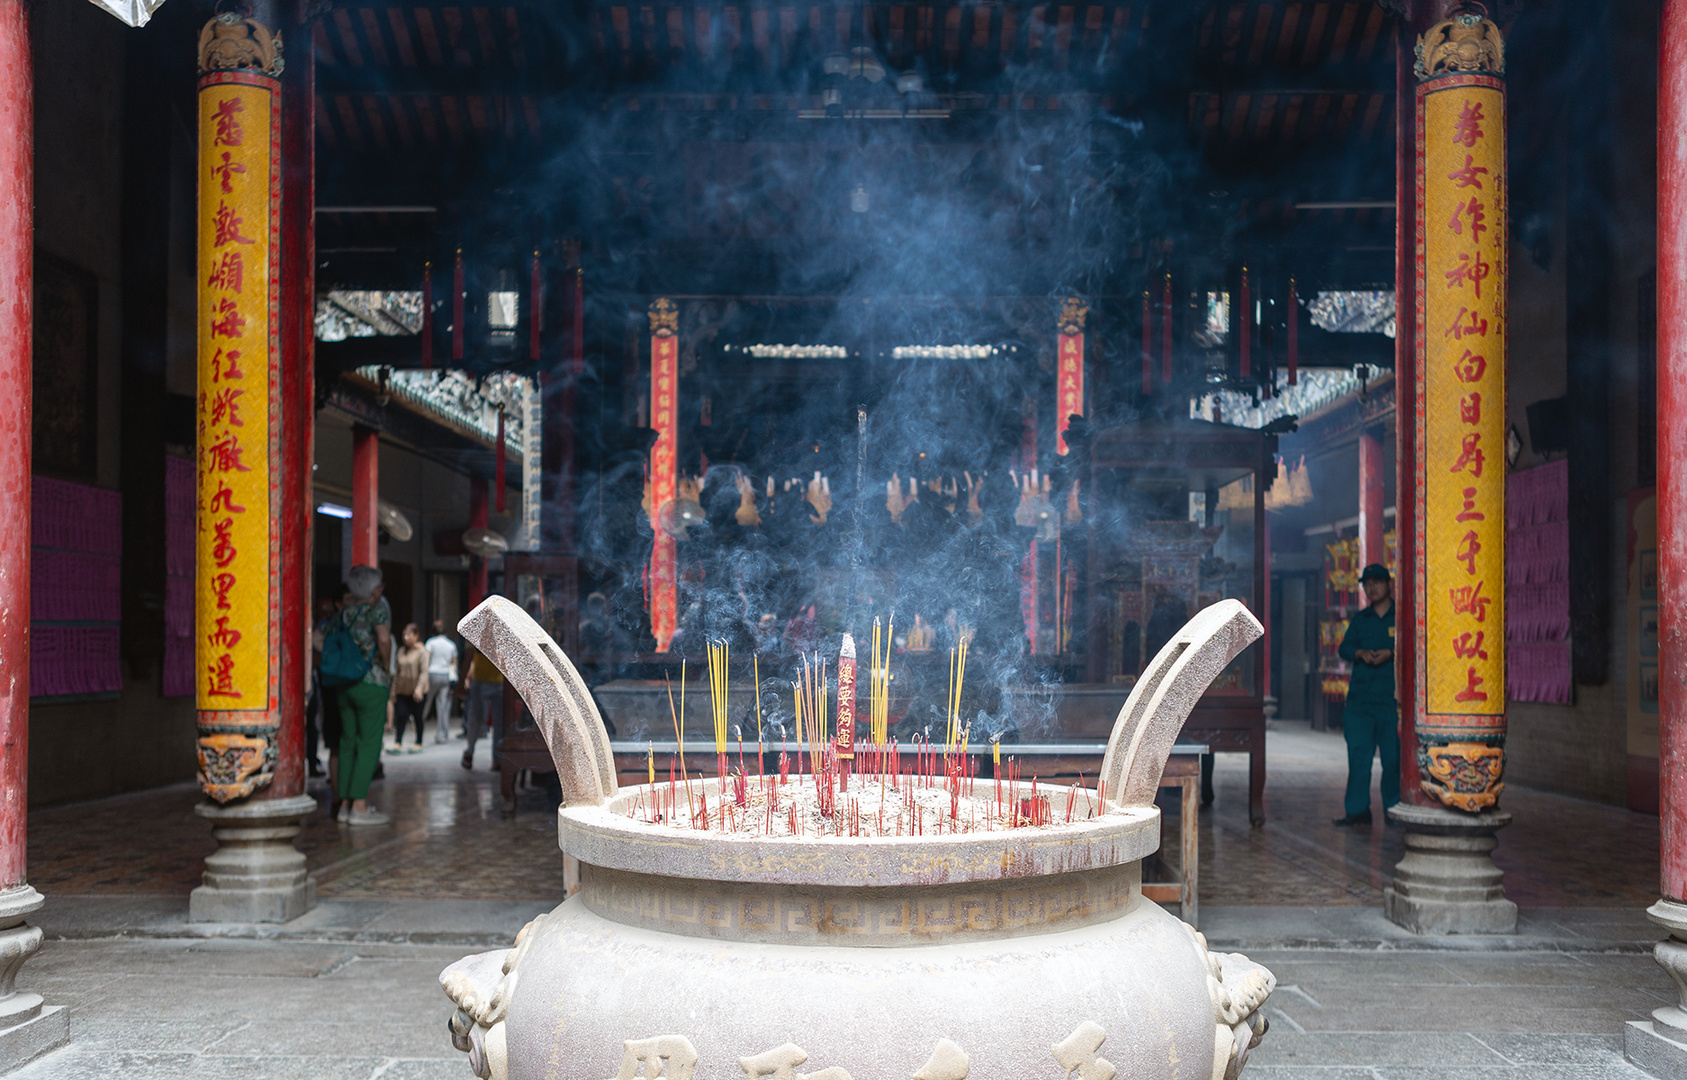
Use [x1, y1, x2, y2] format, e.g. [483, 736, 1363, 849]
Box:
[198, 77, 275, 715]
[1421, 71, 1507, 778]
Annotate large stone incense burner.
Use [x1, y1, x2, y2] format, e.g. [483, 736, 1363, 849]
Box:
[441, 597, 1275, 1080]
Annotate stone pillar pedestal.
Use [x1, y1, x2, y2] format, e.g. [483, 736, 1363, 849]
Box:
[0, 886, 66, 1071]
[1626, 900, 1687, 1076]
[1383, 803, 1517, 934]
[189, 794, 318, 924]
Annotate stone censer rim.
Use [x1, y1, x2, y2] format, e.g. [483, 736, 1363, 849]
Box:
[559, 778, 1161, 888]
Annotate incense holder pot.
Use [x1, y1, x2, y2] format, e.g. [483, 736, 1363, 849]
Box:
[440, 597, 1277, 1080]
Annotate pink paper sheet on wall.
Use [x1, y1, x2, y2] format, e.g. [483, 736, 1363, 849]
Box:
[161, 454, 195, 698]
[30, 476, 124, 698]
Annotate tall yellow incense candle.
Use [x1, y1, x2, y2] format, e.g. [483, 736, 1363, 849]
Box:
[835, 633, 857, 761]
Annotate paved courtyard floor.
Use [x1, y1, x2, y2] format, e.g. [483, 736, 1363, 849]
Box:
[6, 721, 1673, 1079]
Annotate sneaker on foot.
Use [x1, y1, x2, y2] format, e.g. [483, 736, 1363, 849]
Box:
[347, 808, 390, 827]
[1331, 811, 1373, 827]
[407, 745, 423, 754]
[336, 802, 350, 823]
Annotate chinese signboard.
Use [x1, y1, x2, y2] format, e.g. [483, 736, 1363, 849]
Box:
[1416, 72, 1506, 807]
[196, 71, 278, 719]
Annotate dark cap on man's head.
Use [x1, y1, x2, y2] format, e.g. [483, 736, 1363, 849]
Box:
[1360, 563, 1392, 583]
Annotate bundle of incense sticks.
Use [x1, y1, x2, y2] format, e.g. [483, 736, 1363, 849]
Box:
[945, 632, 970, 752]
[796, 654, 829, 779]
[708, 639, 730, 782]
[869, 617, 892, 748]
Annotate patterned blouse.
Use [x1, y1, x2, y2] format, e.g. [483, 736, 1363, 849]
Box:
[337, 600, 392, 688]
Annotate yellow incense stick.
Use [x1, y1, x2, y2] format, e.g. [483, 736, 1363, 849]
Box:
[709, 639, 729, 754]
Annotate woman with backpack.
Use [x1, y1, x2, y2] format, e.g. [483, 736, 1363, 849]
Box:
[313, 564, 394, 826]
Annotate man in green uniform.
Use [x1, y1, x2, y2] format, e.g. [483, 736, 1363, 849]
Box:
[1334, 563, 1400, 826]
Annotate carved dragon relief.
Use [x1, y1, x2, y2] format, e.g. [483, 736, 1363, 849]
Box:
[1415, 7, 1504, 79]
[197, 12, 283, 76]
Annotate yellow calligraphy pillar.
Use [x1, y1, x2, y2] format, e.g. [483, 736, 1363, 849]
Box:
[1414, 11, 1507, 812]
[648, 298, 679, 652]
[195, 14, 282, 803]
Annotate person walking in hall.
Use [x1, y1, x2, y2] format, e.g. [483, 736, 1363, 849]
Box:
[461, 641, 504, 770]
[315, 564, 394, 826]
[425, 620, 460, 743]
[388, 623, 429, 754]
[1333, 563, 1400, 827]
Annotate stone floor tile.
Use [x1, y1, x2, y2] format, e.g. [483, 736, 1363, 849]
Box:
[36, 940, 356, 979]
[7, 1050, 392, 1080]
[376, 1060, 481, 1080]
[65, 1018, 251, 1054]
[202, 1021, 451, 1060]
[1240, 1070, 1381, 1079]
[1245, 1032, 1506, 1068]
[1275, 1005, 1662, 1034]
[1258, 957, 1470, 988]
[1376, 1068, 1654, 1080]
[1467, 1032, 1626, 1065]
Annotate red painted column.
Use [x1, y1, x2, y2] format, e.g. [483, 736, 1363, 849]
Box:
[1658, 0, 1687, 904]
[0, 0, 31, 893]
[469, 476, 489, 606]
[1395, 10, 1425, 803]
[1359, 427, 1387, 568]
[268, 1, 314, 802]
[351, 425, 379, 568]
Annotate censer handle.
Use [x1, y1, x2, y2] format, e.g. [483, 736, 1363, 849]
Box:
[459, 596, 619, 807]
[1096, 599, 1262, 810]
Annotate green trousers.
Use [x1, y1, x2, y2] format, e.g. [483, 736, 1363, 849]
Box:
[336, 681, 390, 801]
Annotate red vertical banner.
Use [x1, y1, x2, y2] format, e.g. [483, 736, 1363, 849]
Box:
[648, 298, 679, 652]
[1055, 297, 1087, 454]
[1287, 277, 1298, 386]
[1141, 290, 1153, 396]
[1161, 273, 1174, 384]
[1239, 267, 1252, 379]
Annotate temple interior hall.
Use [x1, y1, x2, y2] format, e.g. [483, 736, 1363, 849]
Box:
[1, 0, 1686, 1077]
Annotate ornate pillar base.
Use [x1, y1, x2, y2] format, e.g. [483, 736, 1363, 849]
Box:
[189, 794, 317, 924]
[1382, 804, 1517, 934]
[1626, 900, 1687, 1077]
[0, 886, 67, 1072]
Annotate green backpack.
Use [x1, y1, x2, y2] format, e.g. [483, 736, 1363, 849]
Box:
[318, 614, 371, 688]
